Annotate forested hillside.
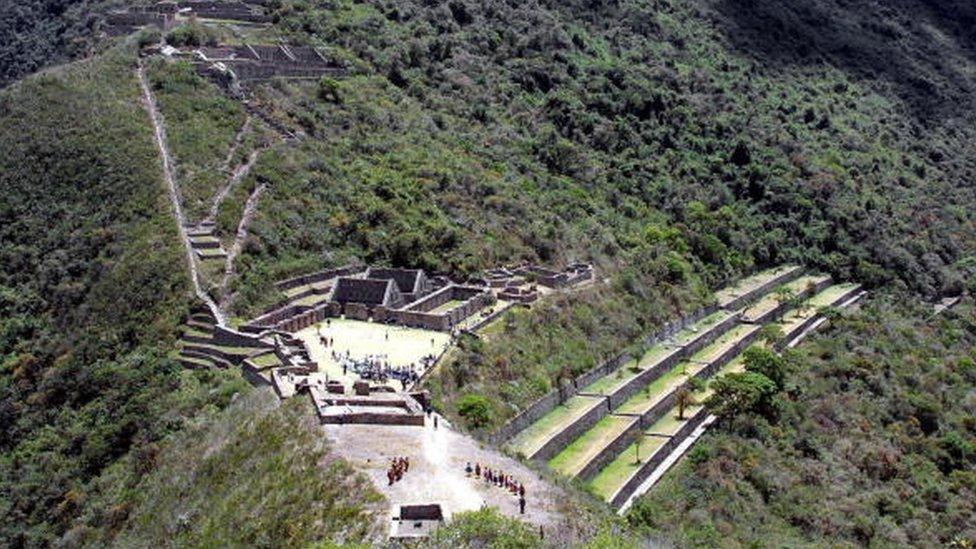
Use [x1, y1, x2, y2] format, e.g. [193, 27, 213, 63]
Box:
[0, 45, 380, 546]
[0, 0, 107, 88]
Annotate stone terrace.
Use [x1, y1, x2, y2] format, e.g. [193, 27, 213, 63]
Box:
[504, 266, 860, 510]
[585, 281, 863, 510]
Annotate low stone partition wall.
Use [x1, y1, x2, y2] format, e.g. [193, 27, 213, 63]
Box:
[607, 410, 711, 509]
[577, 417, 642, 482]
[382, 285, 494, 332]
[528, 397, 610, 462]
[486, 303, 718, 446]
[275, 264, 364, 292]
[720, 266, 804, 311]
[606, 348, 684, 409]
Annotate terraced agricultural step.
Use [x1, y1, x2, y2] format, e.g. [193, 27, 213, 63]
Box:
[509, 310, 744, 462]
[195, 247, 228, 260]
[549, 415, 640, 479]
[189, 235, 222, 249]
[715, 265, 804, 311]
[556, 324, 761, 483]
[180, 349, 233, 369]
[507, 395, 609, 461]
[186, 319, 215, 333]
[190, 311, 217, 324]
[776, 283, 863, 342]
[178, 354, 215, 369]
[590, 353, 750, 508]
[740, 274, 832, 324]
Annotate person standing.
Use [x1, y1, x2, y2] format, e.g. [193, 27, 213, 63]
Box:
[519, 495, 526, 515]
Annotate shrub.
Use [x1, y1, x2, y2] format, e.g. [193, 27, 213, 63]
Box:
[456, 394, 493, 429]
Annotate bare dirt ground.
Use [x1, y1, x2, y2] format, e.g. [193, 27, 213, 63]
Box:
[323, 415, 574, 533]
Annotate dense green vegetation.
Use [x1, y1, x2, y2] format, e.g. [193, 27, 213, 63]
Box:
[0, 45, 384, 547]
[0, 0, 105, 88]
[108, 392, 383, 547]
[2, 0, 976, 545]
[629, 295, 976, 546]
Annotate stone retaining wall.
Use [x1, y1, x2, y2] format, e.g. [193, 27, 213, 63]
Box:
[275, 264, 364, 292]
[721, 266, 804, 311]
[528, 397, 610, 462]
[577, 417, 642, 482]
[745, 277, 832, 325]
[680, 311, 741, 358]
[606, 348, 684, 409]
[487, 303, 718, 446]
[607, 410, 710, 509]
[777, 285, 863, 348]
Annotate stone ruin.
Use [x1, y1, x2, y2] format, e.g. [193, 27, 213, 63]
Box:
[105, 1, 271, 36]
[190, 43, 345, 83]
[176, 0, 271, 24]
[241, 262, 595, 335]
[242, 265, 496, 334]
[390, 504, 445, 539]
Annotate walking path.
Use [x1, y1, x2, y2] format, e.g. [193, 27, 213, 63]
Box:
[221, 181, 266, 303]
[208, 146, 262, 222]
[137, 62, 226, 326]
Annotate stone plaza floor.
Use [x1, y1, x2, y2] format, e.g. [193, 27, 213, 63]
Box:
[295, 318, 452, 388]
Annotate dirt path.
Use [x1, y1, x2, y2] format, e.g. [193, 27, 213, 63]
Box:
[208, 147, 262, 222]
[219, 116, 251, 173]
[220, 181, 266, 304]
[137, 62, 226, 326]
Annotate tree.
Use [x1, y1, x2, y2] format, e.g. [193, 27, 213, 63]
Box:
[742, 346, 789, 389]
[457, 394, 493, 429]
[759, 323, 784, 345]
[705, 371, 778, 421]
[675, 386, 696, 420]
[317, 76, 341, 103]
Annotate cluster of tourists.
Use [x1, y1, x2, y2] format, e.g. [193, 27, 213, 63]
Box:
[466, 462, 528, 514]
[336, 353, 421, 388]
[387, 456, 410, 485]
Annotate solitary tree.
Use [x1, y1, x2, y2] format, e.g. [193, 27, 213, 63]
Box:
[675, 386, 697, 420]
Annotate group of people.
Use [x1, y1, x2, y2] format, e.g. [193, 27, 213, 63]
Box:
[466, 462, 528, 514]
[387, 456, 410, 485]
[337, 354, 421, 388]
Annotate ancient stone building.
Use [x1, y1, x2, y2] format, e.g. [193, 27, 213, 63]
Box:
[331, 277, 406, 310]
[366, 267, 431, 303]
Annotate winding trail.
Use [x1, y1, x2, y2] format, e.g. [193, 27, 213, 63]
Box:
[208, 147, 262, 222]
[220, 116, 251, 173]
[137, 62, 227, 326]
[220, 181, 267, 305]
